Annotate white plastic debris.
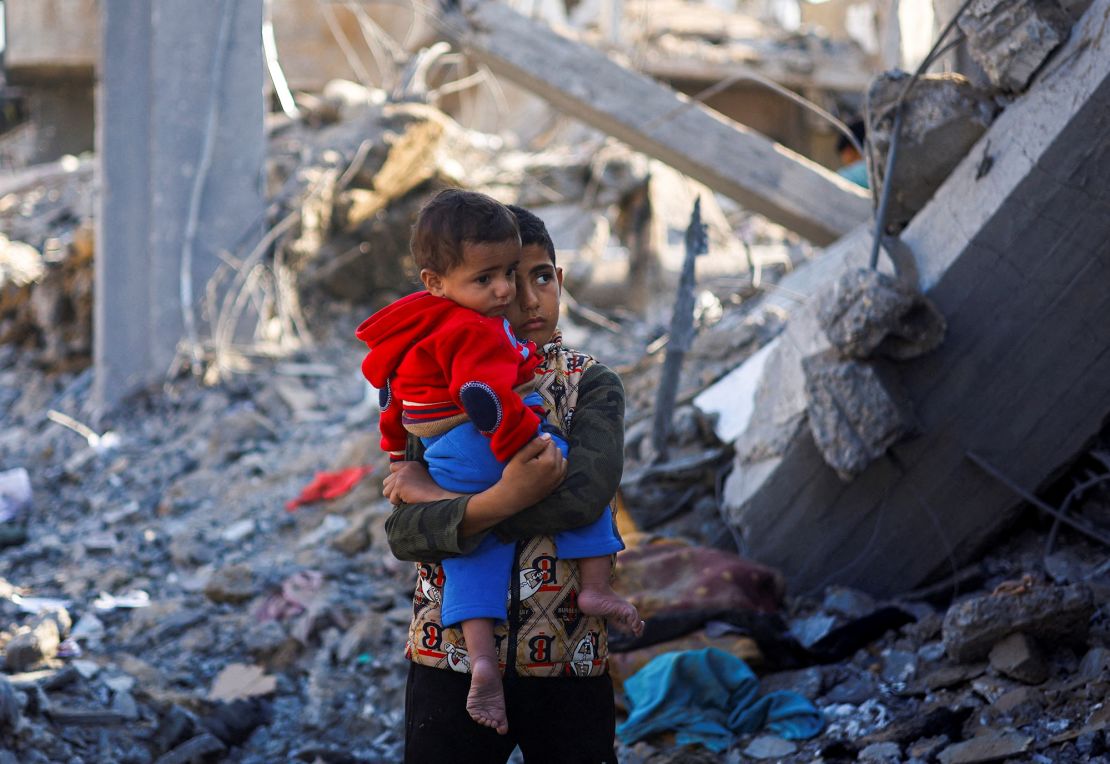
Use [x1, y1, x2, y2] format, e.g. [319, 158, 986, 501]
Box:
[93, 589, 151, 611]
[0, 468, 32, 523]
[10, 593, 71, 614]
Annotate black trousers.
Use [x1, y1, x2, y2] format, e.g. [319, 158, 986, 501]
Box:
[404, 663, 618, 764]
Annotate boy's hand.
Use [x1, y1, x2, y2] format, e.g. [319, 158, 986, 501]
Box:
[497, 435, 568, 510]
[384, 462, 462, 505]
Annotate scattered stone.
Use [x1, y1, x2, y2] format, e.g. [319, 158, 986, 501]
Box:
[103, 674, 136, 694]
[46, 706, 127, 725]
[922, 662, 987, 691]
[917, 641, 947, 663]
[908, 735, 950, 760]
[205, 408, 277, 464]
[81, 531, 119, 554]
[936, 730, 1033, 763]
[298, 514, 349, 549]
[789, 613, 838, 648]
[200, 698, 269, 747]
[826, 674, 880, 705]
[817, 269, 946, 361]
[154, 732, 227, 764]
[863, 704, 971, 746]
[70, 612, 106, 645]
[331, 510, 373, 556]
[802, 351, 917, 480]
[204, 564, 257, 604]
[859, 741, 901, 762]
[971, 675, 1016, 704]
[759, 666, 824, 700]
[244, 620, 296, 663]
[70, 659, 101, 679]
[148, 608, 207, 643]
[153, 705, 198, 754]
[823, 586, 878, 619]
[111, 690, 140, 721]
[989, 686, 1043, 721]
[743, 735, 797, 759]
[942, 583, 1095, 662]
[0, 676, 20, 732]
[881, 649, 918, 685]
[4, 611, 67, 671]
[1080, 646, 1110, 680]
[989, 632, 1048, 684]
[220, 518, 256, 544]
[958, 0, 1073, 93]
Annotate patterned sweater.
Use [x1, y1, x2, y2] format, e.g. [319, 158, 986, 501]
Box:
[385, 336, 626, 677]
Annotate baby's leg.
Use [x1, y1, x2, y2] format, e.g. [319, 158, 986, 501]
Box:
[460, 618, 508, 735]
[576, 556, 644, 636]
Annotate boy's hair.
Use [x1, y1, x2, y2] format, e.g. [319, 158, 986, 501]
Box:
[506, 204, 556, 266]
[411, 188, 520, 273]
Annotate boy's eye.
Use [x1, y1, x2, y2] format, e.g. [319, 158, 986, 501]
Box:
[536, 273, 552, 285]
[476, 275, 490, 284]
[507, 267, 517, 277]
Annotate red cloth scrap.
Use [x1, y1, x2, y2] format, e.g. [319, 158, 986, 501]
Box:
[286, 466, 373, 512]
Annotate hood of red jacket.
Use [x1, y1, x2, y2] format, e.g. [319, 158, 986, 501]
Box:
[355, 291, 462, 388]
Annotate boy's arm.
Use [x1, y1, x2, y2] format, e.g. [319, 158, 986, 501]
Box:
[385, 364, 624, 559]
[384, 436, 567, 562]
[491, 364, 625, 541]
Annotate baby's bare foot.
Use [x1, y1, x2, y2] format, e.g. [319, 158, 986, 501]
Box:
[578, 586, 644, 636]
[466, 656, 508, 735]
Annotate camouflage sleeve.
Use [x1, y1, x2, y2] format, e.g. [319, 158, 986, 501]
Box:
[492, 364, 625, 542]
[384, 494, 489, 562]
[383, 364, 625, 560]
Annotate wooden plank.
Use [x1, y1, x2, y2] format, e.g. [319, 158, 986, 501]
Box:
[723, 0, 1110, 595]
[443, 0, 871, 246]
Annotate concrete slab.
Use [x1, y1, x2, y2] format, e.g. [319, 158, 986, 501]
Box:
[721, 0, 1110, 595]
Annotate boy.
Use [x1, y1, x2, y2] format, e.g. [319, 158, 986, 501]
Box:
[357, 190, 639, 737]
[383, 204, 631, 763]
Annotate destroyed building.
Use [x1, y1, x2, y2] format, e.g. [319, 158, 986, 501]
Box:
[2, 0, 1110, 761]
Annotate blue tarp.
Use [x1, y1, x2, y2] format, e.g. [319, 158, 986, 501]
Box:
[616, 647, 824, 752]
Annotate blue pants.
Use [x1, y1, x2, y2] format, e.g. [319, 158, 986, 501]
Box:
[423, 397, 624, 626]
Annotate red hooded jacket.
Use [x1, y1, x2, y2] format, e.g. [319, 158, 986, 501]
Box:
[356, 291, 543, 462]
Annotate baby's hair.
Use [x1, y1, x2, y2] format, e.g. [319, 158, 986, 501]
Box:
[411, 189, 520, 273]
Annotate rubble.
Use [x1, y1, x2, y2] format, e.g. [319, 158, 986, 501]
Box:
[718, 0, 1110, 595]
[816, 268, 946, 361]
[957, 0, 1073, 92]
[867, 72, 997, 231]
[942, 582, 1095, 662]
[802, 351, 916, 480]
[0, 0, 1107, 760]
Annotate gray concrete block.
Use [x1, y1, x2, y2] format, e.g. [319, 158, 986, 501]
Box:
[817, 267, 946, 360]
[958, 0, 1073, 93]
[802, 352, 917, 480]
[868, 72, 997, 231]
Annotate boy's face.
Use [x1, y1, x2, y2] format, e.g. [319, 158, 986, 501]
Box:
[420, 239, 520, 318]
[508, 244, 563, 347]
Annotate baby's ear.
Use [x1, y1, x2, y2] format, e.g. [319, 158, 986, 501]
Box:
[420, 268, 444, 296]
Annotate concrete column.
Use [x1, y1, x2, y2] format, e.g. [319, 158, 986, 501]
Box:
[95, 0, 264, 407]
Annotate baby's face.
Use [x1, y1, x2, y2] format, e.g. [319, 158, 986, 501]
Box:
[423, 239, 521, 317]
[508, 244, 562, 347]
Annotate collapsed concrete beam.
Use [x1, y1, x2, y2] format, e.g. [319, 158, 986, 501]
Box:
[716, 0, 1110, 596]
[442, 0, 871, 246]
